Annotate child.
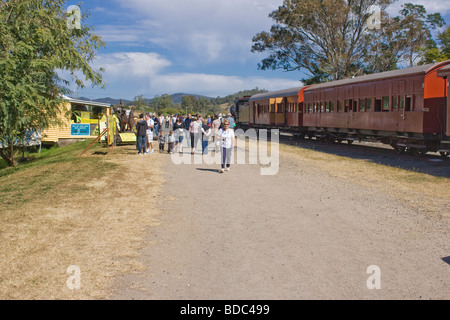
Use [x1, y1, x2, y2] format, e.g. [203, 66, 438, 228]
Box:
[167, 130, 175, 153]
[158, 131, 165, 152]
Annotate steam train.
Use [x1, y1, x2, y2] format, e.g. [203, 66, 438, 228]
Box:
[231, 60, 450, 157]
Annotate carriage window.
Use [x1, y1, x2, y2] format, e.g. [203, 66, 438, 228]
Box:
[353, 100, 358, 112]
[383, 96, 390, 112]
[277, 103, 284, 113]
[329, 101, 334, 112]
[325, 101, 329, 113]
[320, 102, 324, 113]
[344, 99, 350, 112]
[399, 96, 405, 110]
[375, 98, 382, 112]
[366, 98, 372, 112]
[405, 95, 412, 111]
[392, 96, 398, 111]
[359, 99, 365, 112]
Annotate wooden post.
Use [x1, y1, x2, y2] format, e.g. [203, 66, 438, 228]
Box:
[106, 111, 110, 151]
[79, 129, 108, 157]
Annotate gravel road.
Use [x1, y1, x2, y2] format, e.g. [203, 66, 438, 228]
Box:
[111, 142, 450, 300]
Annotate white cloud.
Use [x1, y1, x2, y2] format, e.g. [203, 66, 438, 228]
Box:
[150, 73, 302, 97]
[106, 0, 281, 64]
[387, 0, 450, 16]
[80, 51, 301, 99]
[97, 52, 171, 78]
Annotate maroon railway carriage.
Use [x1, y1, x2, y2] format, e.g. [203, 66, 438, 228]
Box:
[302, 60, 450, 155]
[437, 65, 450, 157]
[248, 86, 309, 135]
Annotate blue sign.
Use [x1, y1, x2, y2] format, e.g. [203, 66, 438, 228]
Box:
[71, 124, 90, 136]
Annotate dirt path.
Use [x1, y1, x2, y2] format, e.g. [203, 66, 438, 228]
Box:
[110, 143, 450, 300]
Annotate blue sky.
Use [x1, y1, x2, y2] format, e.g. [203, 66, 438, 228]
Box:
[70, 0, 450, 100]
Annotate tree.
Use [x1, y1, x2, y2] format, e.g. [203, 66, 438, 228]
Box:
[361, 12, 404, 73]
[251, 1, 445, 84]
[419, 26, 450, 65]
[362, 3, 445, 71]
[251, 0, 395, 83]
[397, 3, 445, 66]
[441, 26, 450, 59]
[0, 0, 104, 166]
[151, 94, 173, 114]
[181, 95, 198, 113]
[133, 95, 149, 113]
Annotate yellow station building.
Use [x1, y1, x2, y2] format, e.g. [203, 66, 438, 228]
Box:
[42, 96, 116, 146]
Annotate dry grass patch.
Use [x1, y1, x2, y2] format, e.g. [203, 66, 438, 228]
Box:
[0, 142, 165, 299]
[278, 143, 450, 219]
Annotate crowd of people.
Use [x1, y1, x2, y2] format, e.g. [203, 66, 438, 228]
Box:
[135, 112, 237, 173]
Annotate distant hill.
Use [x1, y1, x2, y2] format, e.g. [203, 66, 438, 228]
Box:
[73, 97, 133, 106]
[71, 88, 267, 107]
[72, 94, 209, 106]
[168, 93, 212, 104]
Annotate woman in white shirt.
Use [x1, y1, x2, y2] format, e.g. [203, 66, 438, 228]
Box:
[218, 119, 236, 173]
[189, 116, 200, 154]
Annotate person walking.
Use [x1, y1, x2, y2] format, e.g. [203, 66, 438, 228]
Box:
[189, 116, 200, 154]
[226, 113, 235, 130]
[158, 114, 165, 131]
[212, 114, 221, 151]
[206, 115, 212, 127]
[184, 113, 192, 148]
[167, 130, 175, 153]
[152, 113, 160, 137]
[135, 114, 148, 155]
[145, 113, 155, 154]
[158, 131, 165, 152]
[218, 119, 236, 173]
[201, 119, 211, 155]
[173, 115, 185, 153]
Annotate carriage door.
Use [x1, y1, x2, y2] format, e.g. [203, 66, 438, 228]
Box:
[397, 80, 406, 132]
[446, 78, 450, 137]
[284, 97, 288, 125]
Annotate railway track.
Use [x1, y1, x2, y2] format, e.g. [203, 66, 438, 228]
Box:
[268, 132, 450, 178]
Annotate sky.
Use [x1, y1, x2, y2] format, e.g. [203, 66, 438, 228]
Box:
[68, 0, 450, 101]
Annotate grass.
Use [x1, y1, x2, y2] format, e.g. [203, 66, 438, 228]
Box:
[0, 140, 166, 300]
[0, 141, 116, 211]
[278, 143, 450, 218]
